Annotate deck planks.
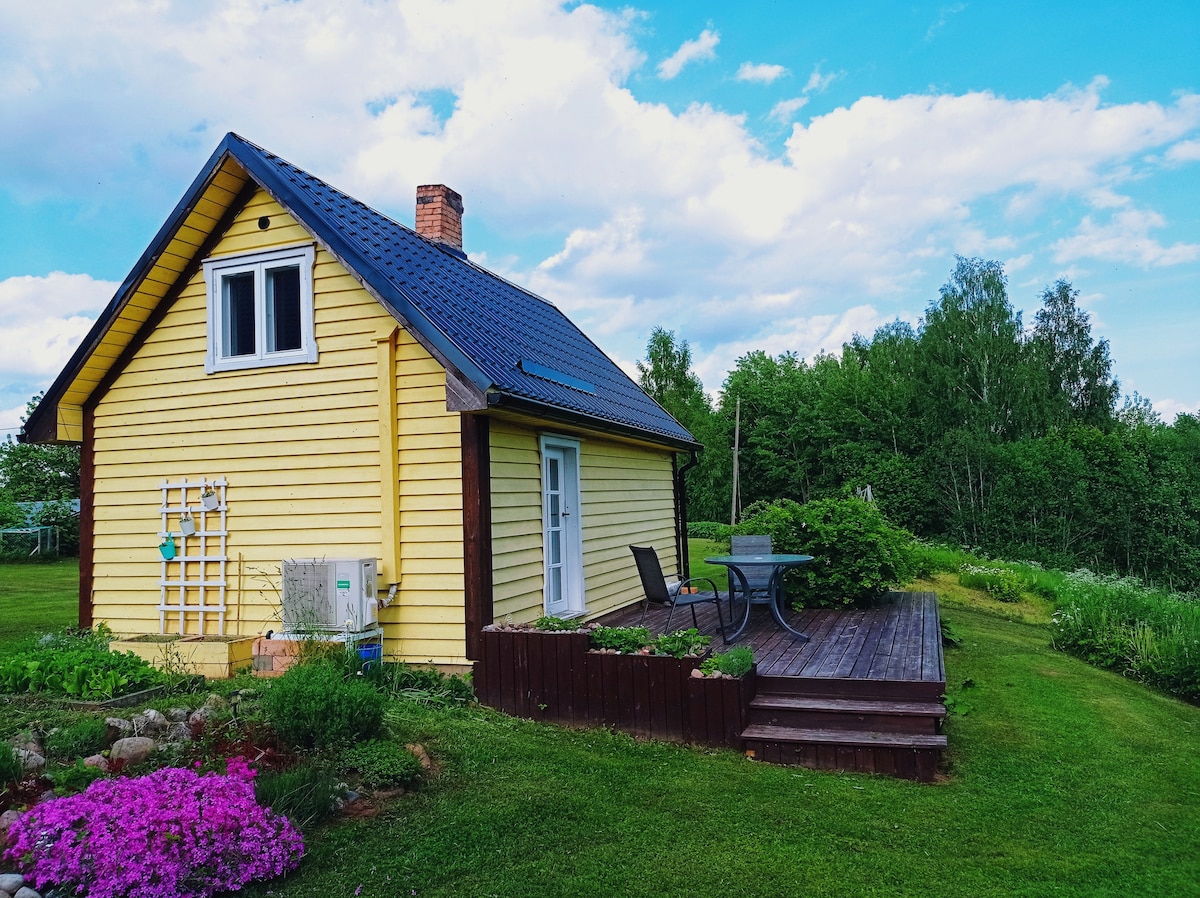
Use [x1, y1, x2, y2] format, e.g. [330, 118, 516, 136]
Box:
[603, 591, 944, 686]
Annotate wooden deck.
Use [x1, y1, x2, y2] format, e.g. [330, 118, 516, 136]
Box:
[476, 592, 947, 781]
[598, 590, 944, 692]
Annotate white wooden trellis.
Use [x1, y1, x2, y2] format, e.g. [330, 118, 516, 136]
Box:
[159, 477, 229, 636]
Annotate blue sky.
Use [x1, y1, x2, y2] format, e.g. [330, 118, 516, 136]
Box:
[2, 1, 1198, 438]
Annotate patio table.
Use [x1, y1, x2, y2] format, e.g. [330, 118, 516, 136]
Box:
[704, 553, 813, 642]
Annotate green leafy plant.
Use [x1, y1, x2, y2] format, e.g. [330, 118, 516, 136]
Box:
[341, 739, 424, 790]
[958, 564, 1029, 603]
[0, 644, 164, 701]
[260, 660, 386, 750]
[589, 626, 651, 654]
[534, 616, 575, 631]
[0, 741, 23, 786]
[652, 628, 711, 658]
[254, 760, 345, 832]
[47, 758, 110, 795]
[700, 646, 754, 678]
[44, 717, 108, 760]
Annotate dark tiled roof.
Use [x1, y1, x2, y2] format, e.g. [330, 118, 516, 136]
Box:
[226, 134, 696, 449]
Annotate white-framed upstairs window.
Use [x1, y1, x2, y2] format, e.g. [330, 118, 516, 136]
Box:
[203, 244, 317, 373]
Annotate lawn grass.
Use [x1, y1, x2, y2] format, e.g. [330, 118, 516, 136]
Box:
[0, 559, 78, 654]
[242, 604, 1200, 898]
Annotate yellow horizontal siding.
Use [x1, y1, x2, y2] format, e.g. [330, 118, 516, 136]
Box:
[89, 192, 420, 653]
[579, 440, 677, 618]
[488, 422, 543, 622]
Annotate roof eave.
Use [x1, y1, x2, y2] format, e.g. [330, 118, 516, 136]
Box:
[485, 392, 700, 452]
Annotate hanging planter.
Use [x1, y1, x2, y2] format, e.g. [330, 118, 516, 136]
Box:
[179, 512, 196, 536]
[159, 537, 177, 560]
[199, 488, 219, 511]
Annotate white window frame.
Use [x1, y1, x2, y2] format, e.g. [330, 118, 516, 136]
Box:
[203, 244, 317, 374]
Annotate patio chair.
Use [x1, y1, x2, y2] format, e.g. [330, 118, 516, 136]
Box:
[630, 545, 726, 640]
[729, 534, 778, 603]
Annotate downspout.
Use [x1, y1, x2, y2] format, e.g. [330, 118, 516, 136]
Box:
[674, 449, 700, 579]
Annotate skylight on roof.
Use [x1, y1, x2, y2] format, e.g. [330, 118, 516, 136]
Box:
[518, 360, 595, 395]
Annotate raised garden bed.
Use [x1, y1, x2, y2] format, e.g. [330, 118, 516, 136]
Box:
[474, 628, 755, 749]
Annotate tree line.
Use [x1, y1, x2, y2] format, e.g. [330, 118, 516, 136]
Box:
[640, 257, 1200, 590]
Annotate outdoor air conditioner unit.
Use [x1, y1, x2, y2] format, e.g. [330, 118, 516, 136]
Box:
[281, 558, 379, 632]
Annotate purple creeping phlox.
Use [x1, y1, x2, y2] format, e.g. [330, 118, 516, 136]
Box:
[2, 756, 304, 898]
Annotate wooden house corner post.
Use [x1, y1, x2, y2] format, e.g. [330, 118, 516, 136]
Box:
[461, 413, 492, 661]
[78, 403, 96, 629]
[376, 326, 401, 583]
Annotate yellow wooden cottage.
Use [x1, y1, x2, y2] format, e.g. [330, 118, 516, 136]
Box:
[23, 134, 699, 671]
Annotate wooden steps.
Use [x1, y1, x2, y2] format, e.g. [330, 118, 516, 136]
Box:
[742, 684, 947, 781]
[750, 694, 947, 734]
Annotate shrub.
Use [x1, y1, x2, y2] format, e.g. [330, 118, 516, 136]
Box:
[700, 646, 755, 678]
[590, 626, 651, 654]
[260, 660, 385, 750]
[737, 497, 918, 608]
[341, 739, 423, 790]
[534, 616, 575, 631]
[254, 760, 344, 831]
[958, 564, 1029, 603]
[652, 628, 711, 658]
[688, 521, 732, 542]
[3, 758, 303, 898]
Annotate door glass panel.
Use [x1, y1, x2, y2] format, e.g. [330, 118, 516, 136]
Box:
[549, 533, 562, 565]
[548, 493, 560, 527]
[547, 566, 562, 606]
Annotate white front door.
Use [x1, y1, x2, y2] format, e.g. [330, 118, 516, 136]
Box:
[541, 436, 583, 617]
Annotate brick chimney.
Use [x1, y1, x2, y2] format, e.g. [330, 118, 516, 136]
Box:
[415, 185, 464, 251]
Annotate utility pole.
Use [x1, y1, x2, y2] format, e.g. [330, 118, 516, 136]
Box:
[730, 397, 741, 526]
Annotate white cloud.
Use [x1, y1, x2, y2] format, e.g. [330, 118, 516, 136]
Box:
[769, 97, 809, 124]
[1152, 397, 1199, 420]
[803, 65, 840, 95]
[1053, 209, 1200, 267]
[0, 272, 113, 428]
[736, 62, 788, 84]
[0, 2, 1198, 402]
[657, 28, 719, 80]
[1166, 139, 1200, 163]
[925, 4, 967, 42]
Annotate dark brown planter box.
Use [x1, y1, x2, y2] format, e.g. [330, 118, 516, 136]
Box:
[474, 628, 755, 750]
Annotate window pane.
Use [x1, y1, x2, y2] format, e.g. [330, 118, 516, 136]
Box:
[222, 272, 256, 357]
[266, 266, 302, 353]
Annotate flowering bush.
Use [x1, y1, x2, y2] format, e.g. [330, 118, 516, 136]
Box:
[3, 757, 304, 898]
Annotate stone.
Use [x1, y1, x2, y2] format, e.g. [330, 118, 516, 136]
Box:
[14, 750, 44, 774]
[204, 693, 228, 710]
[405, 743, 433, 772]
[0, 872, 24, 893]
[133, 709, 169, 736]
[0, 810, 23, 848]
[110, 736, 155, 766]
[82, 754, 109, 772]
[8, 733, 41, 757]
[104, 717, 133, 745]
[188, 706, 215, 728]
[15, 886, 41, 898]
[166, 707, 190, 723]
[165, 722, 191, 743]
[690, 668, 704, 678]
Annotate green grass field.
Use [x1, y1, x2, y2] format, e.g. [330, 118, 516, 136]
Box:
[0, 559, 79, 653]
[4, 554, 1200, 897]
